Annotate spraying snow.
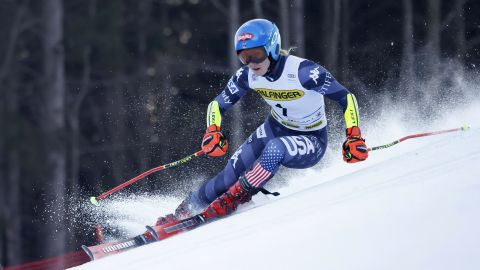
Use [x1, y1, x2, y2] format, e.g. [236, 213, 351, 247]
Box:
[70, 68, 480, 269]
[72, 120, 480, 270]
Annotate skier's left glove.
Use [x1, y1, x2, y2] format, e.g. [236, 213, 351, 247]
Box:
[201, 124, 229, 157]
[342, 126, 368, 163]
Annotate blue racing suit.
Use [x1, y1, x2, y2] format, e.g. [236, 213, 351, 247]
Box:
[190, 54, 361, 209]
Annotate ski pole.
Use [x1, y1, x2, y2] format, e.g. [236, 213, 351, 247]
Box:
[367, 125, 470, 152]
[90, 150, 205, 205]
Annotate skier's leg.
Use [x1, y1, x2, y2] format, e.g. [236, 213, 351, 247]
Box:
[201, 128, 328, 219]
[243, 128, 328, 189]
[166, 122, 277, 220]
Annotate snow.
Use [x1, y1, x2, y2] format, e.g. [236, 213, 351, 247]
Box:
[71, 101, 480, 270]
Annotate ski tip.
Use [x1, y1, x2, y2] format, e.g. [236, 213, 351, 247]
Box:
[81, 245, 95, 261]
[461, 124, 470, 131]
[145, 225, 159, 241]
[90, 196, 99, 206]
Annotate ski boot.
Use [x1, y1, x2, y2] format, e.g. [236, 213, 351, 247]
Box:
[154, 195, 197, 226]
[201, 176, 256, 220]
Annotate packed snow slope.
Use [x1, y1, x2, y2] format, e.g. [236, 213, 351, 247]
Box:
[72, 120, 480, 268]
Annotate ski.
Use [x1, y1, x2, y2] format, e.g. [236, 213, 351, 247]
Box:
[81, 214, 211, 261]
[146, 214, 209, 241]
[81, 233, 155, 261]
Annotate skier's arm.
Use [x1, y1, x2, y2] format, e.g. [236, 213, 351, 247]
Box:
[329, 91, 360, 129]
[202, 67, 250, 157]
[206, 99, 222, 127]
[299, 60, 368, 162]
[206, 66, 250, 128]
[298, 60, 359, 129]
[329, 90, 368, 163]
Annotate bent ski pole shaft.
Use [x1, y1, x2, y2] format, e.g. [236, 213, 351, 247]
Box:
[367, 125, 469, 152]
[90, 150, 205, 205]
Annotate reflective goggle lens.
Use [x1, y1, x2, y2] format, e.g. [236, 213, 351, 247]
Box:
[238, 47, 267, 64]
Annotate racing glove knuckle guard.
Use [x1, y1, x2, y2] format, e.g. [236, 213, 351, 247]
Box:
[342, 126, 368, 163]
[202, 124, 229, 157]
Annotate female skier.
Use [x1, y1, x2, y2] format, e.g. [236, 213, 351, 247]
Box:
[159, 18, 368, 224]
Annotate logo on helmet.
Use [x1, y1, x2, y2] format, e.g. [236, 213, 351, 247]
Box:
[237, 33, 254, 41]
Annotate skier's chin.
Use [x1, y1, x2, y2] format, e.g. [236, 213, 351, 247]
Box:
[250, 64, 268, 76]
[248, 58, 270, 77]
[252, 68, 267, 76]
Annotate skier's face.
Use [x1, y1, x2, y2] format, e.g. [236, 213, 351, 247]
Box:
[238, 47, 270, 76]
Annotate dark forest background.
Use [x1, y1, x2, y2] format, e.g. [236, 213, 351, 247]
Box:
[0, 0, 479, 267]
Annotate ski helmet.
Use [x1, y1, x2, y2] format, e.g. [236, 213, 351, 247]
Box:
[235, 19, 281, 61]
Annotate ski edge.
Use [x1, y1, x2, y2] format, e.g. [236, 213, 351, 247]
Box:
[81, 245, 94, 261]
[145, 225, 159, 241]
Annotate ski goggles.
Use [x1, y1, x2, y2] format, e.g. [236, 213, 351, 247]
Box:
[238, 47, 268, 65]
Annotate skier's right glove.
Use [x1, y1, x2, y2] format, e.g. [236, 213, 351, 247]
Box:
[342, 126, 368, 163]
[201, 124, 229, 157]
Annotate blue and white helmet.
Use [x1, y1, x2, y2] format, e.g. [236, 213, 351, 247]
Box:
[234, 19, 281, 61]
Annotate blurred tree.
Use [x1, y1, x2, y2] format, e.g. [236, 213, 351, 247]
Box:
[68, 0, 97, 196]
[400, 0, 415, 92]
[0, 0, 28, 266]
[41, 0, 67, 266]
[292, 0, 305, 57]
[134, 0, 153, 176]
[325, 0, 341, 73]
[228, 0, 242, 147]
[340, 0, 351, 81]
[0, 130, 3, 266]
[426, 0, 441, 79]
[227, 0, 240, 73]
[137, 0, 152, 72]
[0, 3, 25, 86]
[109, 78, 129, 185]
[279, 0, 291, 49]
[253, 0, 264, 17]
[453, 0, 467, 64]
[5, 84, 21, 266]
[98, 0, 129, 184]
[0, 188, 3, 267]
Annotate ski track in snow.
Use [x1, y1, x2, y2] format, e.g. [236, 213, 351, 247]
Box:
[71, 102, 480, 270]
